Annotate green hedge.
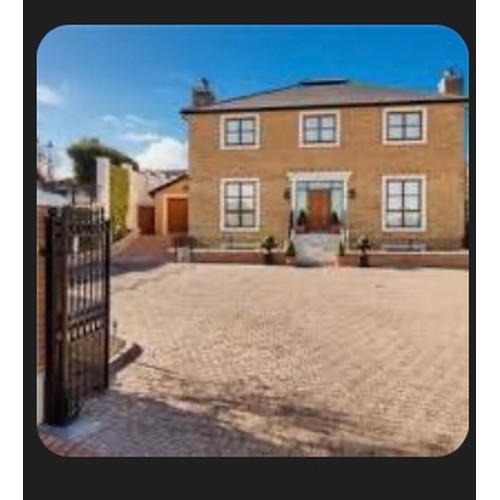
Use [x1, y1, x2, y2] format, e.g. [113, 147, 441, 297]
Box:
[109, 165, 129, 242]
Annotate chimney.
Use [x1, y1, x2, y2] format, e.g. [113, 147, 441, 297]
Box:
[438, 68, 464, 95]
[192, 78, 215, 107]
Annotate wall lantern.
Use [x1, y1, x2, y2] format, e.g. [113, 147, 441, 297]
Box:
[283, 187, 291, 201]
[348, 187, 356, 200]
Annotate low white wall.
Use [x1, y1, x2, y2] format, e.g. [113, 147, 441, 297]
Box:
[36, 372, 45, 425]
[125, 166, 154, 231]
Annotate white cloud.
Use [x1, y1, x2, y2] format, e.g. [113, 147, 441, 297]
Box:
[120, 131, 162, 143]
[135, 136, 187, 171]
[37, 83, 63, 107]
[100, 113, 164, 146]
[54, 149, 73, 179]
[124, 114, 157, 128]
[101, 113, 157, 131]
[101, 114, 120, 126]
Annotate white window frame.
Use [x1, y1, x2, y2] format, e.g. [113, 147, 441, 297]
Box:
[382, 106, 427, 145]
[299, 110, 341, 148]
[219, 178, 260, 232]
[381, 174, 427, 232]
[219, 113, 260, 150]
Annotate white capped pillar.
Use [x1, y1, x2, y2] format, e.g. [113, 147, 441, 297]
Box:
[96, 157, 111, 218]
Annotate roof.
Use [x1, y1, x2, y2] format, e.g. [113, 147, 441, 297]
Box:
[148, 173, 188, 196]
[143, 168, 187, 191]
[181, 79, 468, 114]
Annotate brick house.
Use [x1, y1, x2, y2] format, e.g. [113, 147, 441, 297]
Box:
[181, 72, 467, 252]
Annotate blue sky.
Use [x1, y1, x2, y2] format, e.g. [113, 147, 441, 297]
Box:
[37, 25, 469, 176]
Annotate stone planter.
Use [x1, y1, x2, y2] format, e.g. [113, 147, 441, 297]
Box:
[358, 253, 370, 267]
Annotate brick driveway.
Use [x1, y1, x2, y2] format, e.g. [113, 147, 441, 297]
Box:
[49, 264, 468, 457]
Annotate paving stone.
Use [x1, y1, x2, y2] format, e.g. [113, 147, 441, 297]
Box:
[46, 264, 469, 457]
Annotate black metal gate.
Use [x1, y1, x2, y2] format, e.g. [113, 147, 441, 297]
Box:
[45, 206, 110, 425]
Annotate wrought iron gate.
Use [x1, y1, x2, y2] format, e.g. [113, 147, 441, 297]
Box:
[45, 206, 110, 425]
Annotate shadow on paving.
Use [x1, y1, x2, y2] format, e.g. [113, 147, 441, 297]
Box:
[110, 258, 172, 277]
[68, 388, 291, 457]
[52, 377, 453, 457]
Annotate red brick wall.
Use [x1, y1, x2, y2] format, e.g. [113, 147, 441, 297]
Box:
[166, 247, 467, 268]
[338, 251, 468, 269]
[167, 248, 286, 265]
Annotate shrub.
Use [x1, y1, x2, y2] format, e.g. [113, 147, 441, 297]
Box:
[337, 240, 345, 256]
[284, 240, 296, 257]
[261, 235, 278, 252]
[109, 165, 129, 242]
[67, 137, 139, 185]
[356, 235, 371, 252]
[261, 235, 278, 265]
[330, 211, 341, 225]
[296, 210, 307, 227]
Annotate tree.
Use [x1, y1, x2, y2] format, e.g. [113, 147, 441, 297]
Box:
[67, 138, 139, 185]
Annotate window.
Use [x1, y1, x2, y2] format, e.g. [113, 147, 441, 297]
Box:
[221, 115, 259, 148]
[300, 111, 340, 146]
[383, 108, 426, 144]
[221, 180, 259, 230]
[383, 177, 425, 231]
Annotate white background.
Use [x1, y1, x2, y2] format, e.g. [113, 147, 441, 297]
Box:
[1, 1, 23, 499]
[476, 2, 499, 498]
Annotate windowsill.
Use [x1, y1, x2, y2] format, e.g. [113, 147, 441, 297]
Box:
[382, 226, 426, 233]
[220, 144, 260, 151]
[220, 227, 260, 233]
[382, 139, 427, 146]
[299, 142, 340, 148]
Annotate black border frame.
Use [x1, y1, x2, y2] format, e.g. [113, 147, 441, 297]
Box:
[26, 10, 474, 500]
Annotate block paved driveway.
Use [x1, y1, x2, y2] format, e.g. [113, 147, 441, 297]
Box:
[58, 264, 468, 457]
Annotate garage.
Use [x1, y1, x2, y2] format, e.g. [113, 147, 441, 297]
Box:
[149, 173, 189, 237]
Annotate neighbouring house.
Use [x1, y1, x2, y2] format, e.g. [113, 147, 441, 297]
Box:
[143, 168, 187, 192]
[149, 173, 189, 237]
[37, 184, 69, 207]
[180, 71, 468, 251]
[123, 164, 155, 234]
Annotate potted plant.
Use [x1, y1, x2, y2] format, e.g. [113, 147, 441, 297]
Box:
[335, 239, 346, 267]
[261, 235, 278, 265]
[296, 210, 307, 233]
[356, 235, 372, 267]
[284, 240, 296, 265]
[330, 211, 342, 234]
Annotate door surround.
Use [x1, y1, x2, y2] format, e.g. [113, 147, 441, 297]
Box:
[287, 171, 351, 213]
[287, 170, 351, 241]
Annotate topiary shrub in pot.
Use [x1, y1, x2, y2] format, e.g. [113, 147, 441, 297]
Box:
[261, 235, 278, 265]
[296, 210, 307, 234]
[356, 235, 372, 267]
[284, 240, 296, 265]
[334, 239, 347, 267]
[330, 211, 342, 234]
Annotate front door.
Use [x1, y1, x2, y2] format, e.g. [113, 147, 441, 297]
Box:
[167, 198, 188, 234]
[307, 190, 331, 232]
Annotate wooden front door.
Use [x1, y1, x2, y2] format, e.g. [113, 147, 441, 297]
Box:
[307, 190, 331, 232]
[137, 205, 155, 234]
[167, 197, 188, 234]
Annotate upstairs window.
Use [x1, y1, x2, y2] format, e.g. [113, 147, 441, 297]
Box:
[221, 115, 259, 148]
[300, 111, 340, 146]
[383, 107, 426, 144]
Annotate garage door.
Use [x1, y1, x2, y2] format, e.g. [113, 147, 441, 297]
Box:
[167, 198, 188, 234]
